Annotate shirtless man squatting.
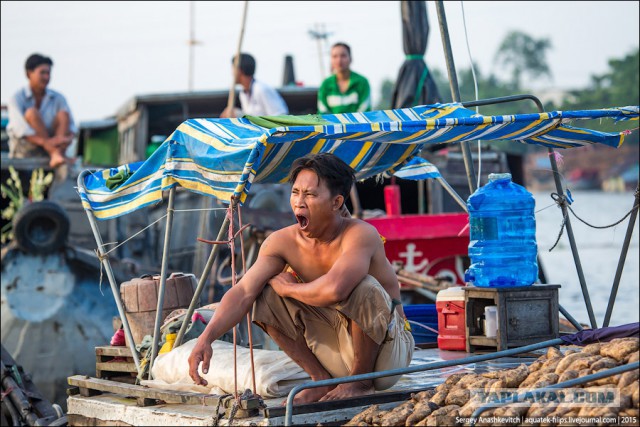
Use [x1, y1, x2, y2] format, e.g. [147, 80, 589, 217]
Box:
[188, 152, 414, 403]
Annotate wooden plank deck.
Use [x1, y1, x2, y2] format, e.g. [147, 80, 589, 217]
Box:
[67, 347, 542, 425]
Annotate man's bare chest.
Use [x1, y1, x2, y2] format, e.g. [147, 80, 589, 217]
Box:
[286, 244, 341, 282]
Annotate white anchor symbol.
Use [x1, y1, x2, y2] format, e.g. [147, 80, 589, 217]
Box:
[398, 243, 428, 273]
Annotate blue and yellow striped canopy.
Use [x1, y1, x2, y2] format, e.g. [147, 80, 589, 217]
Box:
[79, 103, 638, 220]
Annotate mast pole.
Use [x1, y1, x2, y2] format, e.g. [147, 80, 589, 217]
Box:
[435, 0, 477, 194]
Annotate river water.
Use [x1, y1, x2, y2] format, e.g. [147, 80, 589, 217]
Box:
[532, 190, 639, 328]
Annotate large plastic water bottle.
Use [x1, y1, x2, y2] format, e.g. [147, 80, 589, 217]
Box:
[464, 173, 538, 287]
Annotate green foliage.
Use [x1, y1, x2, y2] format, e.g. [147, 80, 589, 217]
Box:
[432, 64, 528, 116]
[378, 30, 637, 148]
[1, 167, 54, 243]
[558, 48, 639, 145]
[562, 48, 639, 110]
[494, 31, 553, 88]
[375, 78, 395, 110]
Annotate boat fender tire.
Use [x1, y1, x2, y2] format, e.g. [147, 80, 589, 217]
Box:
[12, 200, 70, 254]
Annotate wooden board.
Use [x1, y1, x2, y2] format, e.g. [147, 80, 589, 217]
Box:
[95, 346, 138, 380]
[68, 375, 222, 407]
[95, 361, 137, 374]
[95, 346, 134, 358]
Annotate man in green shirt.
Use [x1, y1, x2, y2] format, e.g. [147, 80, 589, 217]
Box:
[317, 42, 371, 114]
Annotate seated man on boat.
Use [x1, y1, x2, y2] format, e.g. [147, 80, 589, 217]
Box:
[188, 152, 414, 403]
[220, 52, 289, 118]
[7, 53, 77, 168]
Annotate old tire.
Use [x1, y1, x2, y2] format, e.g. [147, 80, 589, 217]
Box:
[12, 200, 70, 254]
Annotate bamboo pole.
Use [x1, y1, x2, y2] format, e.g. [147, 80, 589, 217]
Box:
[193, 0, 249, 299]
[227, 1, 250, 116]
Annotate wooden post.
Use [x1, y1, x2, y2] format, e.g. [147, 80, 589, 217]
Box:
[227, 1, 250, 115]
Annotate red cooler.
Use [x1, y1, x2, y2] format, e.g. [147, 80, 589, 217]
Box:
[436, 287, 467, 351]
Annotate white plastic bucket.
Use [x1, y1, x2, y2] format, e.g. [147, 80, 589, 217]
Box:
[484, 305, 498, 338]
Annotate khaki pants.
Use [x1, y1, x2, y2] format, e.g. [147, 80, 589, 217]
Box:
[252, 275, 414, 390]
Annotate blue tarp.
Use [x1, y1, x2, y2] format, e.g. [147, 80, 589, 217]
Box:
[79, 103, 638, 220]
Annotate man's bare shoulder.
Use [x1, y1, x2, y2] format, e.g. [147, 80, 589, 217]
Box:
[259, 225, 298, 254]
[342, 218, 383, 244]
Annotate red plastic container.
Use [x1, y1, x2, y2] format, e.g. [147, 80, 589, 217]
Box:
[383, 184, 402, 216]
[436, 287, 467, 351]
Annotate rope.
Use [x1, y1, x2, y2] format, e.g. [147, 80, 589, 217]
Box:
[407, 319, 439, 335]
[227, 203, 239, 400]
[413, 67, 429, 106]
[227, 399, 240, 425]
[196, 223, 250, 245]
[172, 207, 228, 212]
[1, 385, 15, 399]
[211, 393, 232, 426]
[460, 0, 482, 189]
[548, 191, 639, 252]
[548, 209, 568, 252]
[238, 206, 258, 395]
[195, 200, 260, 403]
[93, 213, 168, 294]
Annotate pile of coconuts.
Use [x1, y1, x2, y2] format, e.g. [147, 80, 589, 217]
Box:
[345, 337, 638, 426]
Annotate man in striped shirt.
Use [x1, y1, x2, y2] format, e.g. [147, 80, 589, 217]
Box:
[317, 43, 371, 114]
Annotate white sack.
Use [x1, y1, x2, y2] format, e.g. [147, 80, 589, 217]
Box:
[145, 338, 310, 397]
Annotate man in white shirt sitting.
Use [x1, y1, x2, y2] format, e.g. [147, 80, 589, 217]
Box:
[221, 53, 289, 118]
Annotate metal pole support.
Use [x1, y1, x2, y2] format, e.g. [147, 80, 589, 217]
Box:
[284, 337, 564, 425]
[77, 171, 141, 373]
[435, 0, 477, 194]
[174, 199, 236, 348]
[148, 187, 177, 378]
[547, 148, 598, 329]
[603, 182, 639, 327]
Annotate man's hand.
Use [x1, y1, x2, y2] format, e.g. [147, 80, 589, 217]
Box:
[268, 272, 297, 297]
[220, 106, 242, 118]
[188, 337, 213, 386]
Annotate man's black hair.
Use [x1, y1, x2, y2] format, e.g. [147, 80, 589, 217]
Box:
[331, 42, 351, 58]
[25, 53, 53, 72]
[289, 152, 355, 206]
[232, 53, 256, 77]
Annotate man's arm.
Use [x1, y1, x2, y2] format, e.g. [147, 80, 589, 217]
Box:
[188, 233, 287, 385]
[269, 222, 379, 307]
[6, 93, 35, 141]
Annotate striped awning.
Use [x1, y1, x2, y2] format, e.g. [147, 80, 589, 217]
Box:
[79, 103, 638, 220]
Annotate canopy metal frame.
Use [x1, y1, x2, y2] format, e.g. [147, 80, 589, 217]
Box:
[76, 88, 638, 378]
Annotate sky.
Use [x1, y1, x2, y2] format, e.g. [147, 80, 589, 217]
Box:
[1, 1, 638, 123]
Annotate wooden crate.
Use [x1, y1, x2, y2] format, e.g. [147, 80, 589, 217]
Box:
[464, 284, 560, 352]
[95, 346, 138, 382]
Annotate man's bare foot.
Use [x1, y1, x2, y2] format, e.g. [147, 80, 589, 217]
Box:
[49, 153, 66, 168]
[318, 381, 374, 401]
[281, 385, 336, 406]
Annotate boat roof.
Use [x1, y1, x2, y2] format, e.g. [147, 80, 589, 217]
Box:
[114, 86, 319, 120]
[78, 103, 638, 220]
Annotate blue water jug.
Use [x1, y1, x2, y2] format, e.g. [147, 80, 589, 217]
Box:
[464, 173, 538, 287]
